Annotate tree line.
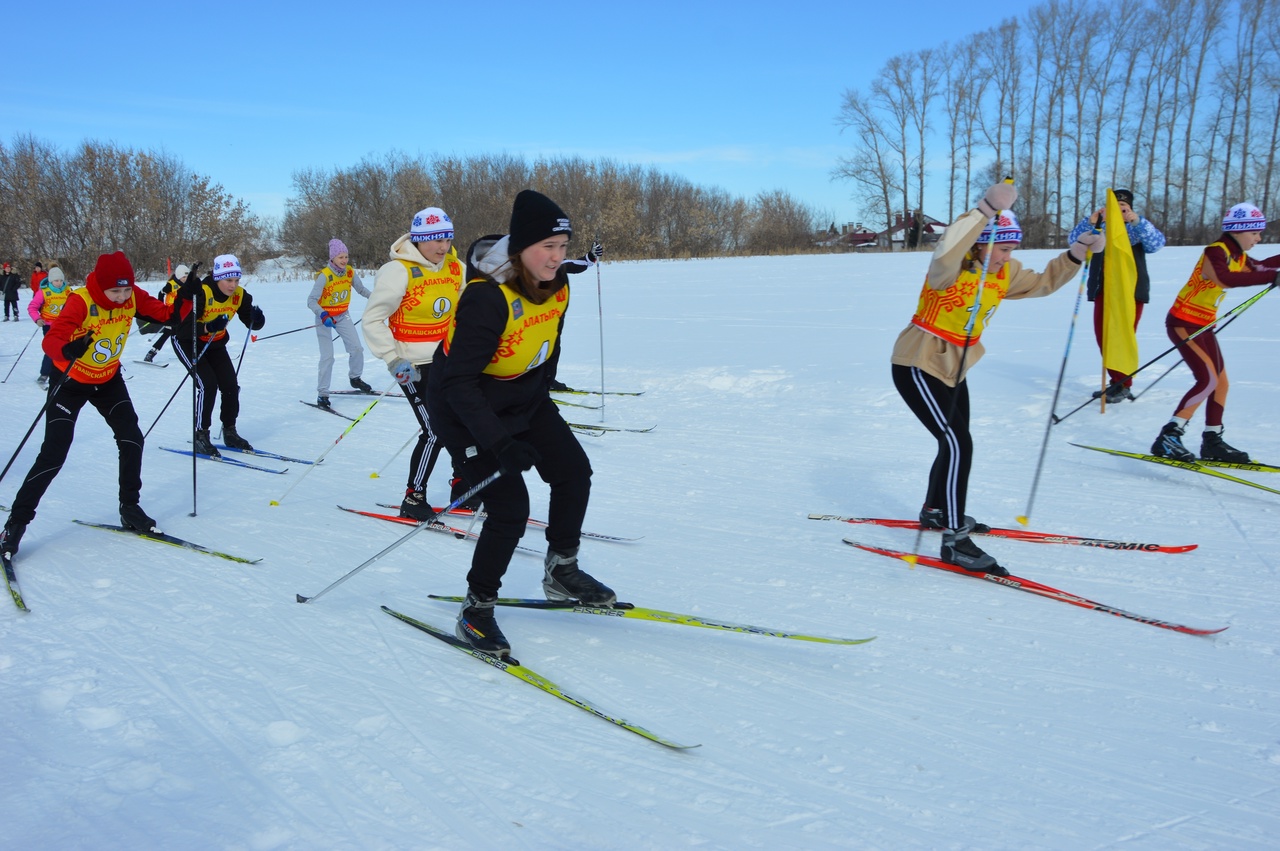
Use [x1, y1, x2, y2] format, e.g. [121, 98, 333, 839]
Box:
[0, 135, 827, 278]
[835, 0, 1280, 247]
[0, 135, 269, 280]
[280, 153, 824, 267]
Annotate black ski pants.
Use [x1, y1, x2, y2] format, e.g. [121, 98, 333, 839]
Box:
[892, 364, 973, 530]
[9, 372, 144, 525]
[446, 398, 592, 597]
[172, 338, 240, 431]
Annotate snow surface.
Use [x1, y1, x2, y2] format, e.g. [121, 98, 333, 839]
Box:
[1, 246, 1279, 850]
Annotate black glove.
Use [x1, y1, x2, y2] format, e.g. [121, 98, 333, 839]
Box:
[62, 334, 94, 360]
[250, 306, 265, 330]
[178, 263, 203, 301]
[588, 241, 604, 263]
[206, 315, 229, 334]
[493, 437, 540, 475]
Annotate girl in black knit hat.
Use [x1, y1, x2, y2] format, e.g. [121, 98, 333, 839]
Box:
[427, 189, 615, 658]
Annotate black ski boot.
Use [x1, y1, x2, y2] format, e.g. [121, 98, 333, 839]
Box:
[1200, 430, 1250, 463]
[349, 376, 373, 393]
[193, 429, 221, 458]
[455, 590, 511, 657]
[919, 506, 990, 534]
[1151, 422, 1195, 462]
[142, 349, 157, 363]
[120, 503, 159, 534]
[450, 476, 482, 511]
[222, 424, 253, 451]
[399, 489, 438, 523]
[1, 520, 26, 557]
[940, 529, 1009, 577]
[543, 548, 616, 605]
[316, 395, 332, 409]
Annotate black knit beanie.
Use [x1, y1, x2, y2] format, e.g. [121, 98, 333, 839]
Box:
[508, 190, 572, 255]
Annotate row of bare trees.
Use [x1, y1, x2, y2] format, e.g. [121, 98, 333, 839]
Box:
[835, 0, 1280, 247]
[0, 135, 271, 279]
[280, 153, 826, 267]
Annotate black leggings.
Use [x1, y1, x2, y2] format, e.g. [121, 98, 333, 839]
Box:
[892, 365, 972, 529]
[9, 372, 145, 524]
[447, 398, 592, 597]
[172, 338, 240, 430]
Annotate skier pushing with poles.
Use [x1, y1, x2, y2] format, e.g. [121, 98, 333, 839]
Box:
[1, 252, 177, 560]
[889, 182, 1104, 576]
[170, 254, 266, 458]
[1149, 203, 1280, 464]
[428, 190, 617, 658]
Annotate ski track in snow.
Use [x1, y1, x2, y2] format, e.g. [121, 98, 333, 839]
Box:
[2, 248, 1279, 848]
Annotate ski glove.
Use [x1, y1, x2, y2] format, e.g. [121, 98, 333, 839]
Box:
[587, 241, 604, 264]
[1070, 231, 1106, 262]
[977, 182, 1018, 219]
[319, 310, 335, 328]
[61, 334, 94, 361]
[493, 437, 540, 475]
[250, 306, 266, 330]
[388, 358, 420, 385]
[205, 316, 230, 334]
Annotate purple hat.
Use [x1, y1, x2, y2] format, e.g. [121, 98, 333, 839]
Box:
[329, 239, 348, 261]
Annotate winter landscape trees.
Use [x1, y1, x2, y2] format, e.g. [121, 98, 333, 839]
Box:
[836, 0, 1280, 246]
[0, 135, 268, 279]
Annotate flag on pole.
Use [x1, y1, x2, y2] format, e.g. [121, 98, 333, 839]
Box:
[1101, 188, 1138, 377]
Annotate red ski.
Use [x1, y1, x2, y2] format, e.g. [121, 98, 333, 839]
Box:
[843, 539, 1226, 637]
[336, 506, 541, 555]
[809, 514, 1195, 554]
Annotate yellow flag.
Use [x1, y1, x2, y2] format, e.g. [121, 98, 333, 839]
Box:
[1101, 188, 1139, 376]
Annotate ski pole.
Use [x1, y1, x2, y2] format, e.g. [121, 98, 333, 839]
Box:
[1052, 282, 1276, 425]
[0, 355, 78, 486]
[1017, 246, 1093, 526]
[371, 429, 419, 478]
[295, 471, 501, 603]
[142, 336, 217, 439]
[1, 325, 40, 383]
[907, 185, 1009, 565]
[270, 378, 400, 505]
[596, 251, 606, 422]
[233, 327, 251, 376]
[250, 324, 314, 343]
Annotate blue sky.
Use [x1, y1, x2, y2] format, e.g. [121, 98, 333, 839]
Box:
[4, 1, 1041, 228]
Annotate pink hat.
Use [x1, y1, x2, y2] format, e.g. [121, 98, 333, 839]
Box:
[329, 239, 348, 261]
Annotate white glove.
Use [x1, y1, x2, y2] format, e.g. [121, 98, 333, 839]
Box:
[587, 241, 604, 263]
[388, 358, 420, 385]
[977, 183, 1018, 218]
[1070, 231, 1106, 261]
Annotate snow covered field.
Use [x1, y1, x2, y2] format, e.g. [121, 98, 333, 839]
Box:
[1, 245, 1278, 849]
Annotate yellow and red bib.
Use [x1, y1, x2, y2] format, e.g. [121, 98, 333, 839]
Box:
[388, 255, 463, 343]
[38, 282, 72, 324]
[1170, 240, 1248, 326]
[448, 283, 569, 379]
[198, 283, 243, 343]
[909, 264, 1010, 347]
[60, 289, 135, 384]
[316, 265, 355, 317]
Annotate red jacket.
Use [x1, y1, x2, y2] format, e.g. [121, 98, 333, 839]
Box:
[30, 269, 48, 292]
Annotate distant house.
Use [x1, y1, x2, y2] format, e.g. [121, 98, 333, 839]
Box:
[882, 211, 947, 249]
[838, 223, 879, 248]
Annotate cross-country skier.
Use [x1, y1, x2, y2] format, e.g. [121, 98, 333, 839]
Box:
[890, 182, 1104, 576]
[363, 207, 469, 519]
[309, 238, 372, 405]
[170, 254, 266, 458]
[1, 252, 175, 560]
[429, 189, 616, 657]
[1150, 203, 1280, 463]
